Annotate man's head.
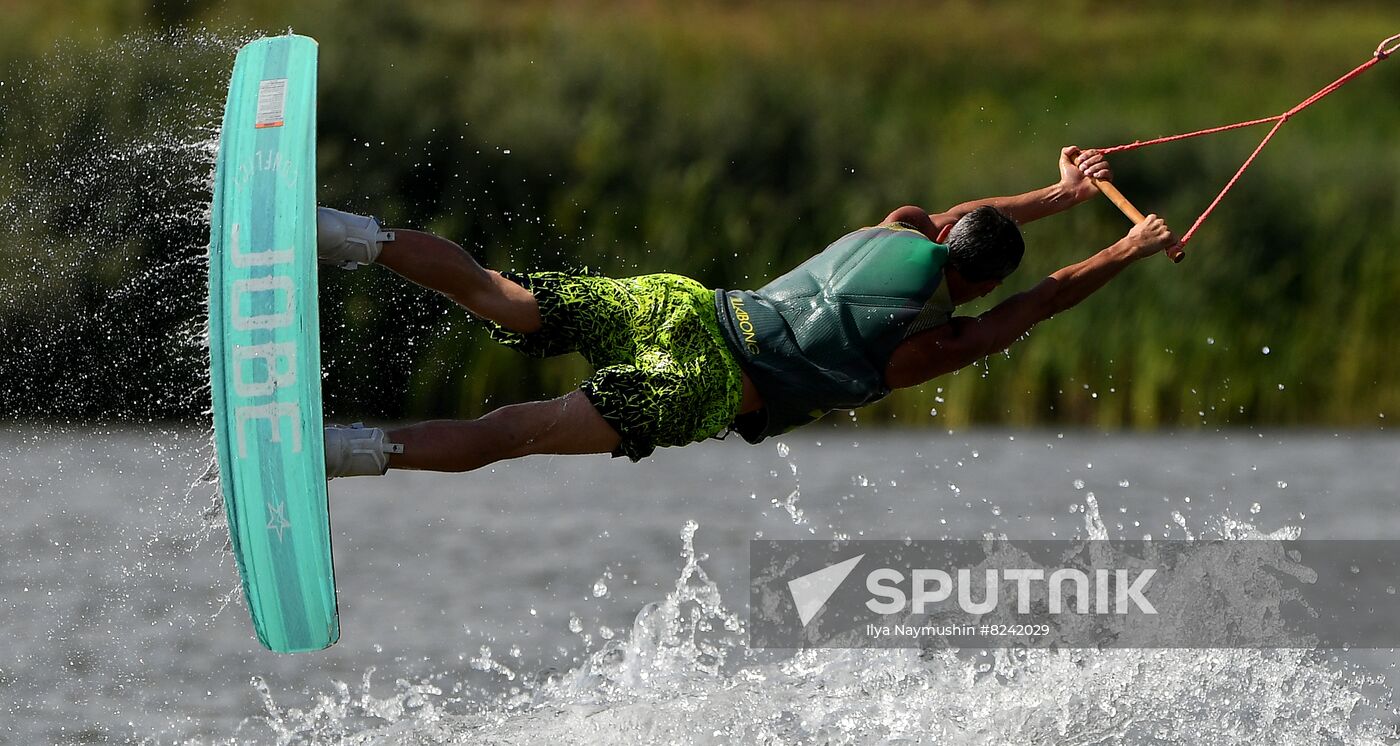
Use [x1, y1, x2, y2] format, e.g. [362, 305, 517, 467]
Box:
[940, 206, 1024, 304]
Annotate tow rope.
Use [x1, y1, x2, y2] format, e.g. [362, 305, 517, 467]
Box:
[1092, 32, 1400, 262]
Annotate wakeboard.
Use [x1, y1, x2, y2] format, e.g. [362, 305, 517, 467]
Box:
[208, 34, 338, 653]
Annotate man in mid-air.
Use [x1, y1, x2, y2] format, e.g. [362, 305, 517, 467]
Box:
[319, 147, 1176, 477]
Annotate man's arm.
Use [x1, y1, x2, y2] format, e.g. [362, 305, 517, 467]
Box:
[884, 147, 1112, 235]
[884, 215, 1177, 389]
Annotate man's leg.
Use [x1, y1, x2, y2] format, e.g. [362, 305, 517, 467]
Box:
[319, 210, 625, 475]
[376, 229, 543, 334]
[385, 389, 622, 472]
[318, 208, 541, 333]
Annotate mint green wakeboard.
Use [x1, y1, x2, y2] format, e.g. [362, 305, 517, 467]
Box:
[208, 35, 338, 653]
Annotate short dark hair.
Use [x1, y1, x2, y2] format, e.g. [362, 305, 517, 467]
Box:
[945, 206, 1024, 283]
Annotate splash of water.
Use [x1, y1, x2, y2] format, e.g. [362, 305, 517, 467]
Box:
[0, 28, 244, 421]
[239, 517, 1395, 745]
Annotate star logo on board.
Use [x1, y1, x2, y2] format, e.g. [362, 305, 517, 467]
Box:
[266, 500, 292, 542]
[788, 554, 864, 626]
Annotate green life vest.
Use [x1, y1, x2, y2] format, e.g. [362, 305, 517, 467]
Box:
[715, 224, 954, 442]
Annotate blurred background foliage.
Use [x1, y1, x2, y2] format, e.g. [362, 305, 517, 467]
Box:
[0, 1, 1396, 430]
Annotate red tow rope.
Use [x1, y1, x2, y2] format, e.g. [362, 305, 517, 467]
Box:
[1094, 32, 1400, 261]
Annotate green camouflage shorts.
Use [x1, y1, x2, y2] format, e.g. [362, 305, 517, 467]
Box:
[483, 271, 743, 461]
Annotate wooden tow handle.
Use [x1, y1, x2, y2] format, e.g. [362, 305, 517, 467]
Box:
[1092, 178, 1185, 263]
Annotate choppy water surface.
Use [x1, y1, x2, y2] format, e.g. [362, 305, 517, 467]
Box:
[3, 427, 1399, 744]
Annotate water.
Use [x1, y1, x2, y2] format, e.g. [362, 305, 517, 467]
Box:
[3, 426, 1399, 743]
